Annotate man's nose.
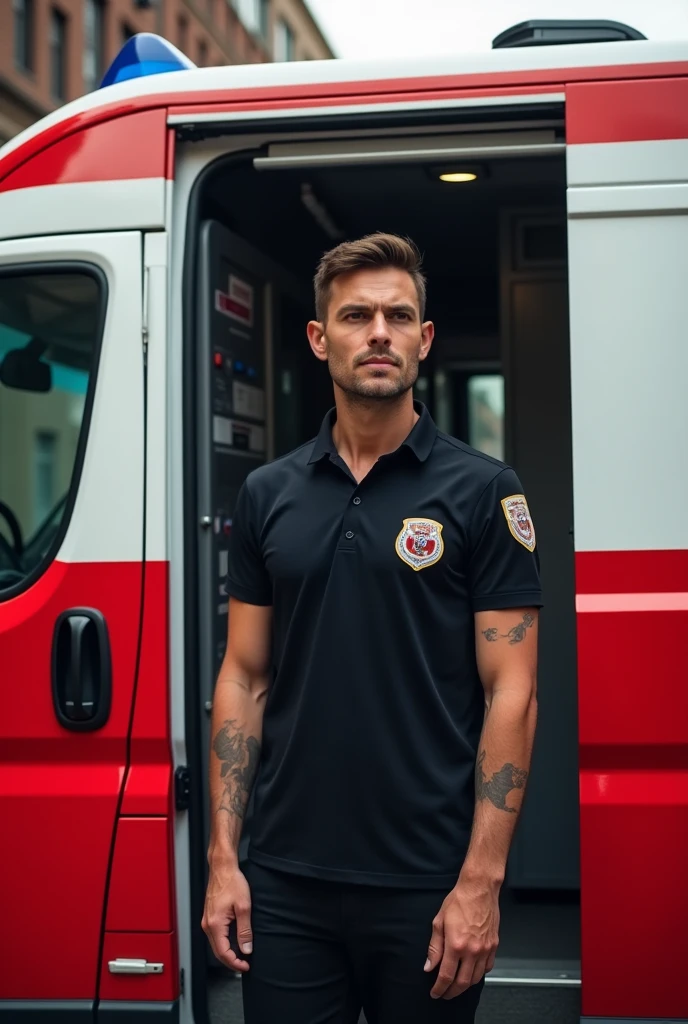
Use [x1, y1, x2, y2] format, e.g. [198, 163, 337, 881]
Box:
[368, 311, 391, 344]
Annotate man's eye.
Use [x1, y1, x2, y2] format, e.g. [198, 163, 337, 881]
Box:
[393, 312, 410, 320]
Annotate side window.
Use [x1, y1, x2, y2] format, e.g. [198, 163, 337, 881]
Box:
[0, 267, 104, 596]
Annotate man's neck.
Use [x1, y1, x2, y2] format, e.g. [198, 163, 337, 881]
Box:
[331, 391, 418, 482]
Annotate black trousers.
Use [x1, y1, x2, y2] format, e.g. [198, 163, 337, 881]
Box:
[241, 861, 485, 1024]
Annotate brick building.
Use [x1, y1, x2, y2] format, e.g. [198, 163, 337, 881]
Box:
[0, 0, 333, 143]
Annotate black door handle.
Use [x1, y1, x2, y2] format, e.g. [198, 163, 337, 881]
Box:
[52, 608, 112, 731]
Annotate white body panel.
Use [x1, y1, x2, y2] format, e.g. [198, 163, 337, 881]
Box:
[0, 179, 166, 243]
[567, 138, 688, 187]
[567, 198, 688, 551]
[143, 231, 169, 564]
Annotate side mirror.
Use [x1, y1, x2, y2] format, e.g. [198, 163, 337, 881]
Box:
[0, 343, 52, 392]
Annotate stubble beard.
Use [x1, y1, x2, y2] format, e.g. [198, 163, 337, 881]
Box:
[326, 345, 421, 408]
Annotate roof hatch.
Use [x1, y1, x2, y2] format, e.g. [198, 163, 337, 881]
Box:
[492, 19, 646, 49]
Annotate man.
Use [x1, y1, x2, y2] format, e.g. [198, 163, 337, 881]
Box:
[202, 233, 541, 1023]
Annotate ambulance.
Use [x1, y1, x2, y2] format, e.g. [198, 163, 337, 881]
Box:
[0, 17, 686, 1024]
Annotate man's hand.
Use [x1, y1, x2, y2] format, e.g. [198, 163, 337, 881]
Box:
[202, 860, 253, 972]
[424, 877, 500, 999]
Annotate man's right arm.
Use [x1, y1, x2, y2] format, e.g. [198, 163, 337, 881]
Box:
[202, 596, 272, 972]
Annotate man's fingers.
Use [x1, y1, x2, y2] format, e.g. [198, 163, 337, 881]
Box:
[486, 948, 497, 974]
[424, 919, 444, 972]
[219, 943, 251, 973]
[235, 901, 254, 955]
[442, 952, 491, 1000]
[203, 916, 250, 973]
[470, 955, 489, 988]
[441, 951, 477, 1000]
[430, 948, 459, 999]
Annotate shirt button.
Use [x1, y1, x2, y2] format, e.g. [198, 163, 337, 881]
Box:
[345, 531, 355, 539]
[353, 497, 361, 505]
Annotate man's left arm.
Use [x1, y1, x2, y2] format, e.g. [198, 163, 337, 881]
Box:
[425, 606, 538, 999]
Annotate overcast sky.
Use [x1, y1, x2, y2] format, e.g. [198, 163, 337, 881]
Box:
[307, 0, 688, 59]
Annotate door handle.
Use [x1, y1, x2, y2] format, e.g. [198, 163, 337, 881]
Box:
[52, 608, 112, 731]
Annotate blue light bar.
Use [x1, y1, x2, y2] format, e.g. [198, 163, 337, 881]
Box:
[100, 33, 196, 89]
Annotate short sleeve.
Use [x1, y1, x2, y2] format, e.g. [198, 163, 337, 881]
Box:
[469, 467, 543, 612]
[224, 480, 272, 606]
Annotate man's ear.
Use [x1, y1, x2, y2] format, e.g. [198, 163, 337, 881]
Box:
[419, 320, 435, 362]
[307, 320, 328, 362]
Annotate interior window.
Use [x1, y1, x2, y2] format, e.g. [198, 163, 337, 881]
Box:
[0, 268, 102, 595]
[439, 369, 505, 461]
[467, 373, 504, 461]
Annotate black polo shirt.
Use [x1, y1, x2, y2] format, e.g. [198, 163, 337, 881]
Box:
[225, 403, 542, 888]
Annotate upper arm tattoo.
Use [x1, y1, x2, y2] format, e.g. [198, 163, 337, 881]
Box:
[212, 719, 261, 820]
[475, 750, 528, 813]
[481, 612, 534, 645]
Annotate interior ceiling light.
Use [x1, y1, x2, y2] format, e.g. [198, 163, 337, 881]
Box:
[439, 171, 478, 183]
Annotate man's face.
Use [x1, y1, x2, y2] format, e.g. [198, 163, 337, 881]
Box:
[307, 268, 434, 402]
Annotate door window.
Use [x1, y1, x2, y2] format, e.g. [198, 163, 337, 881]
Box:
[0, 267, 104, 596]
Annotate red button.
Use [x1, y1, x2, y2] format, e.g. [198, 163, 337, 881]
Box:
[213, 352, 223, 368]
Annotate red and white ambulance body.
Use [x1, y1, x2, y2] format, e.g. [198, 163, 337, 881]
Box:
[0, 22, 686, 1024]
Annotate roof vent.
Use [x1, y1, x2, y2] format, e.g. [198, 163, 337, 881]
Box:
[492, 19, 646, 49]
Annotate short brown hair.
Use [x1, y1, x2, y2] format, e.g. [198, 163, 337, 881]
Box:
[313, 232, 426, 323]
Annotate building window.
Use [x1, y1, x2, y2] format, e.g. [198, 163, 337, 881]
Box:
[50, 9, 68, 102]
[177, 15, 188, 55]
[198, 39, 208, 66]
[83, 0, 105, 93]
[121, 23, 136, 44]
[274, 17, 294, 61]
[259, 0, 269, 38]
[13, 0, 34, 71]
[232, 0, 268, 34]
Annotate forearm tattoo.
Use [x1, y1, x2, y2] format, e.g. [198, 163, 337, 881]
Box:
[212, 719, 261, 820]
[475, 750, 528, 813]
[481, 612, 534, 645]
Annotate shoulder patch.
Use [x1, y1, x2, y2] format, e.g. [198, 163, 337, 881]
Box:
[501, 495, 536, 552]
[395, 518, 444, 571]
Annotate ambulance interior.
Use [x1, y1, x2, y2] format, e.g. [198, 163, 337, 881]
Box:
[182, 118, 580, 1020]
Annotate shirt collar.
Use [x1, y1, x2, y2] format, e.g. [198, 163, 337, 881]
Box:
[308, 401, 437, 465]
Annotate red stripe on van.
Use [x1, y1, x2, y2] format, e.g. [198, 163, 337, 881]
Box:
[567, 77, 688, 143]
[1, 60, 687, 188]
[167, 83, 564, 117]
[575, 549, 688, 593]
[0, 108, 167, 193]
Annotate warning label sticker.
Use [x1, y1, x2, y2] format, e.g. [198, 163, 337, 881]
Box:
[215, 274, 254, 326]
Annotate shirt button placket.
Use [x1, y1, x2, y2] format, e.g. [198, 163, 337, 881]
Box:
[341, 492, 360, 547]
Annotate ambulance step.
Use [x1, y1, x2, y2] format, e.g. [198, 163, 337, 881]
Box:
[477, 981, 580, 1023]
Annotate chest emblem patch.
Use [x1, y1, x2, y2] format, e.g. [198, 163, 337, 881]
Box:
[501, 494, 536, 552]
[395, 518, 444, 571]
